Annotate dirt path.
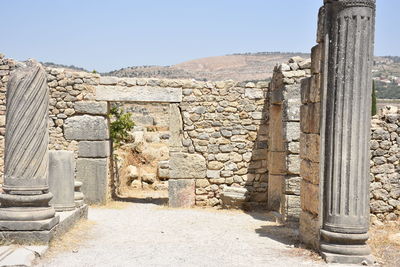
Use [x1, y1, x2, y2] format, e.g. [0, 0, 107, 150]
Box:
[37, 201, 342, 267]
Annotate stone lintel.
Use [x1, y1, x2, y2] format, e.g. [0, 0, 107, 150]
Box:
[95, 85, 182, 103]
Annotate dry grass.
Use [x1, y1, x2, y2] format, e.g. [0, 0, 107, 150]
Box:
[43, 219, 96, 259]
[369, 221, 400, 266]
[90, 200, 131, 210]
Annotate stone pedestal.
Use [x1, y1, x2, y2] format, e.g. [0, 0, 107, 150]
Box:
[168, 179, 195, 208]
[0, 60, 59, 242]
[320, 0, 376, 264]
[49, 151, 75, 211]
[74, 181, 85, 207]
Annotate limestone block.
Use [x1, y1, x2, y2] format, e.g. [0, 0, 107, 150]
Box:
[99, 76, 118, 85]
[49, 151, 75, 211]
[64, 115, 109, 140]
[268, 152, 286, 175]
[169, 104, 183, 148]
[287, 155, 300, 174]
[300, 133, 320, 163]
[76, 158, 108, 204]
[95, 85, 182, 102]
[244, 88, 264, 99]
[300, 77, 311, 104]
[168, 179, 195, 208]
[286, 101, 301, 122]
[78, 141, 110, 158]
[283, 195, 301, 221]
[300, 159, 320, 185]
[300, 180, 319, 215]
[286, 122, 300, 141]
[311, 44, 322, 74]
[169, 152, 206, 179]
[309, 74, 321, 103]
[285, 176, 301, 195]
[74, 101, 108, 115]
[267, 175, 284, 211]
[300, 103, 321, 133]
[269, 105, 285, 152]
[299, 211, 320, 250]
[220, 186, 249, 209]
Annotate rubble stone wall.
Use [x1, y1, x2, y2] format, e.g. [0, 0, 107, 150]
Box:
[370, 106, 400, 223]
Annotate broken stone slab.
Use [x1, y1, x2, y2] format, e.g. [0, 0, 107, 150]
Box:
[76, 158, 108, 204]
[78, 141, 110, 158]
[74, 101, 108, 115]
[168, 179, 195, 208]
[49, 151, 75, 212]
[0, 245, 48, 267]
[95, 85, 182, 103]
[220, 186, 249, 209]
[169, 153, 206, 179]
[64, 115, 109, 140]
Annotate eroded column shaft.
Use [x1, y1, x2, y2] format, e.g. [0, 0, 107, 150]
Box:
[320, 0, 376, 263]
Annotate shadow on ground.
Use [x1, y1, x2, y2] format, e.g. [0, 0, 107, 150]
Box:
[244, 210, 300, 246]
[116, 196, 168, 206]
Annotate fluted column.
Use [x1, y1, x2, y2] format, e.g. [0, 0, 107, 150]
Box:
[320, 0, 375, 264]
[0, 60, 59, 236]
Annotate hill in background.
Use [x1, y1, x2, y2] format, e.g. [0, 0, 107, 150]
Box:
[43, 52, 400, 99]
[104, 52, 309, 82]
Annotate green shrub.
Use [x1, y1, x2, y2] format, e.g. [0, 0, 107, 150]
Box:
[372, 80, 377, 116]
[109, 107, 135, 146]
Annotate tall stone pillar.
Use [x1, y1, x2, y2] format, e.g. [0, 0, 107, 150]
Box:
[320, 0, 376, 264]
[0, 60, 59, 242]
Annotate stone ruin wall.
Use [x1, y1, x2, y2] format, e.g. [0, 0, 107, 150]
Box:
[370, 107, 400, 223]
[0, 52, 399, 219]
[267, 58, 311, 220]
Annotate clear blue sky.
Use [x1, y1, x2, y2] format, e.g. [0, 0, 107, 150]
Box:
[1, 0, 398, 72]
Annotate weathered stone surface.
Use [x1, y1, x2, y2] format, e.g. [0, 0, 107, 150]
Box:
[95, 85, 182, 102]
[299, 211, 320, 250]
[49, 151, 75, 211]
[300, 133, 320, 163]
[300, 159, 320, 185]
[78, 141, 110, 158]
[76, 158, 108, 204]
[220, 186, 249, 209]
[268, 152, 286, 175]
[300, 180, 319, 215]
[267, 175, 284, 211]
[244, 88, 264, 99]
[74, 101, 108, 115]
[283, 195, 301, 221]
[319, 0, 376, 263]
[169, 153, 206, 179]
[64, 115, 109, 140]
[168, 179, 195, 208]
[0, 60, 58, 233]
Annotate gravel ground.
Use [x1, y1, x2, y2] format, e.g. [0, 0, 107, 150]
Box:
[37, 201, 343, 267]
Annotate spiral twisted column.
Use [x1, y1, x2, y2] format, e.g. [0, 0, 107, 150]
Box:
[0, 60, 59, 235]
[320, 0, 375, 264]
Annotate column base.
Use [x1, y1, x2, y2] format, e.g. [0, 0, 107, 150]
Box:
[320, 229, 374, 264]
[0, 215, 59, 231]
[321, 252, 375, 265]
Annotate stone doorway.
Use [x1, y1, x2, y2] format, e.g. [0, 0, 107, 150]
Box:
[111, 102, 172, 203]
